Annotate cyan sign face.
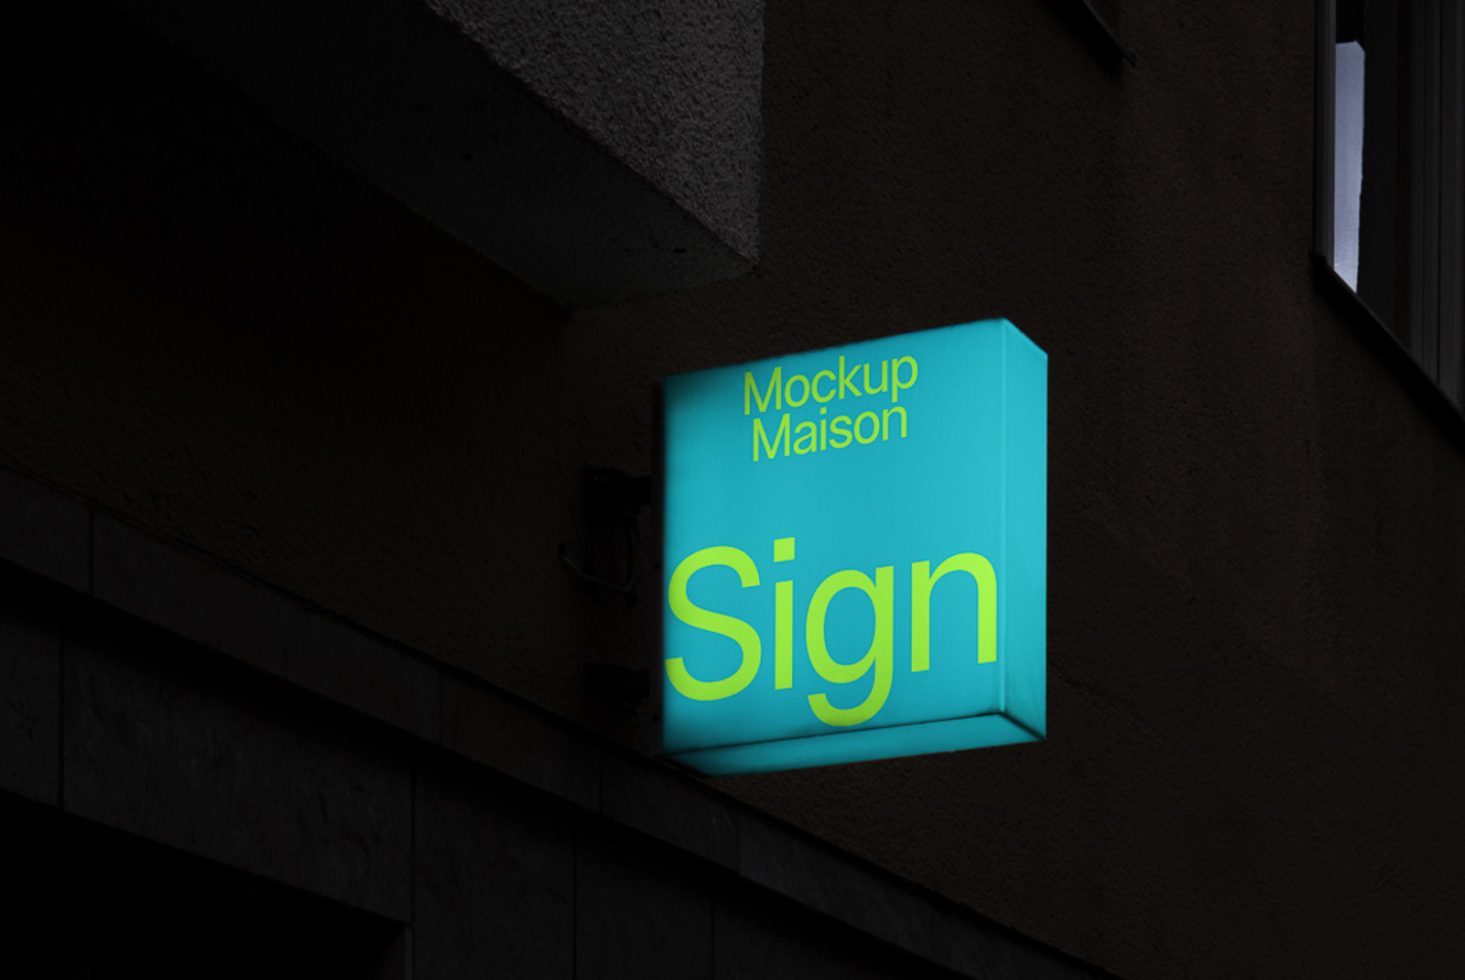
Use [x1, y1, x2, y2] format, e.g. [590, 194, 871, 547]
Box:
[661, 319, 1046, 775]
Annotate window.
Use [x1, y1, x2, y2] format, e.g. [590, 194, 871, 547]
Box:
[1316, 0, 1465, 408]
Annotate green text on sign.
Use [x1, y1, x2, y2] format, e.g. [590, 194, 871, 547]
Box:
[661, 319, 1046, 774]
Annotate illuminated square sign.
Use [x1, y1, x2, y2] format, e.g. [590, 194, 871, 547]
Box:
[660, 319, 1046, 774]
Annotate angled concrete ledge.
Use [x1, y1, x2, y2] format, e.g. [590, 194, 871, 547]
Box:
[93, 514, 290, 678]
[63, 611, 415, 921]
[110, 0, 761, 306]
[0, 462, 1100, 978]
[0, 570, 62, 807]
[442, 673, 601, 811]
[600, 747, 739, 870]
[0, 468, 89, 593]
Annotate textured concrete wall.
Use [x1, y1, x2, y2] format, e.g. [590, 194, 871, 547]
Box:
[426, 0, 762, 261]
[106, 0, 760, 304]
[3, 1, 1465, 977]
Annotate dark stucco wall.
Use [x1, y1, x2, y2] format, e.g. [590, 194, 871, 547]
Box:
[3, 2, 1464, 977]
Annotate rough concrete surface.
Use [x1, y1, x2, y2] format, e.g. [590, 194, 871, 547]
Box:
[426, 0, 763, 260]
[107, 0, 760, 303]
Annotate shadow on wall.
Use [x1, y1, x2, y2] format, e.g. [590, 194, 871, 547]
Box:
[0, 1, 612, 712]
[0, 794, 404, 979]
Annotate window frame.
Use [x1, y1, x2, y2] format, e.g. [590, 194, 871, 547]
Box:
[1314, 0, 1465, 412]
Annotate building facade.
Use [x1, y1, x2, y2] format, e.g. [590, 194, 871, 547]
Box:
[1, 1, 1463, 976]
